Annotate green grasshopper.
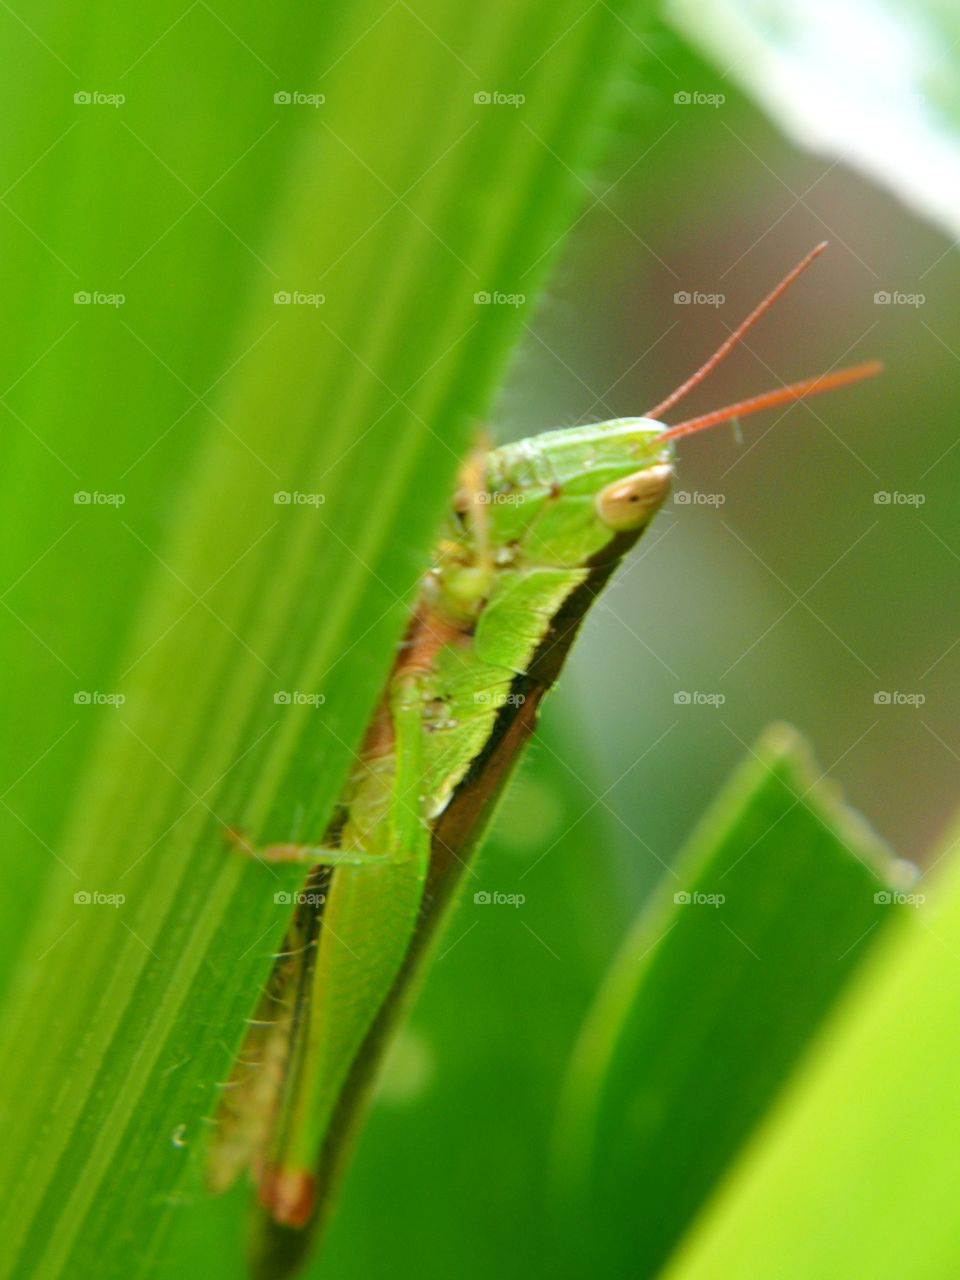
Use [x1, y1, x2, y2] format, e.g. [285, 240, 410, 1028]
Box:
[210, 243, 879, 1270]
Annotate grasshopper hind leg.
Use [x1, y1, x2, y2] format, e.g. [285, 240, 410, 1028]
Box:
[208, 870, 329, 1196]
[224, 826, 393, 868]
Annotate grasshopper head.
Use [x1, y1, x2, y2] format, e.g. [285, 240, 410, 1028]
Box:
[442, 246, 883, 600]
[482, 418, 673, 568]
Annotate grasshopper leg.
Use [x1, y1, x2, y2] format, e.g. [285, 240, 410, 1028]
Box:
[223, 827, 391, 868]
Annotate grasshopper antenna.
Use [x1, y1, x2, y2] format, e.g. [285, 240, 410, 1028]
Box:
[658, 360, 883, 442]
[644, 241, 830, 421]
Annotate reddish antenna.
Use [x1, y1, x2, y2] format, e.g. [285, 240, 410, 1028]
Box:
[659, 361, 883, 442]
[644, 241, 829, 421]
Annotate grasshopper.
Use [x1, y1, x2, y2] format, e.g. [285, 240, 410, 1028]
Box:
[210, 243, 879, 1271]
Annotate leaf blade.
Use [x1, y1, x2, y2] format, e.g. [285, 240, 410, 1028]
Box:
[555, 723, 900, 1277]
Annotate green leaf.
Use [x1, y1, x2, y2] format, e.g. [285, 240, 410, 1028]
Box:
[0, 3, 654, 1277]
[665, 818, 958, 1280]
[667, 0, 960, 240]
[555, 723, 900, 1278]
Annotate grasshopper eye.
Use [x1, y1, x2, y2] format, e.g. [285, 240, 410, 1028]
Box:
[595, 464, 672, 530]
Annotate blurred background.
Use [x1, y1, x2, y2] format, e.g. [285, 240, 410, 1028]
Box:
[507, 45, 959, 872]
[2, 3, 958, 1278]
